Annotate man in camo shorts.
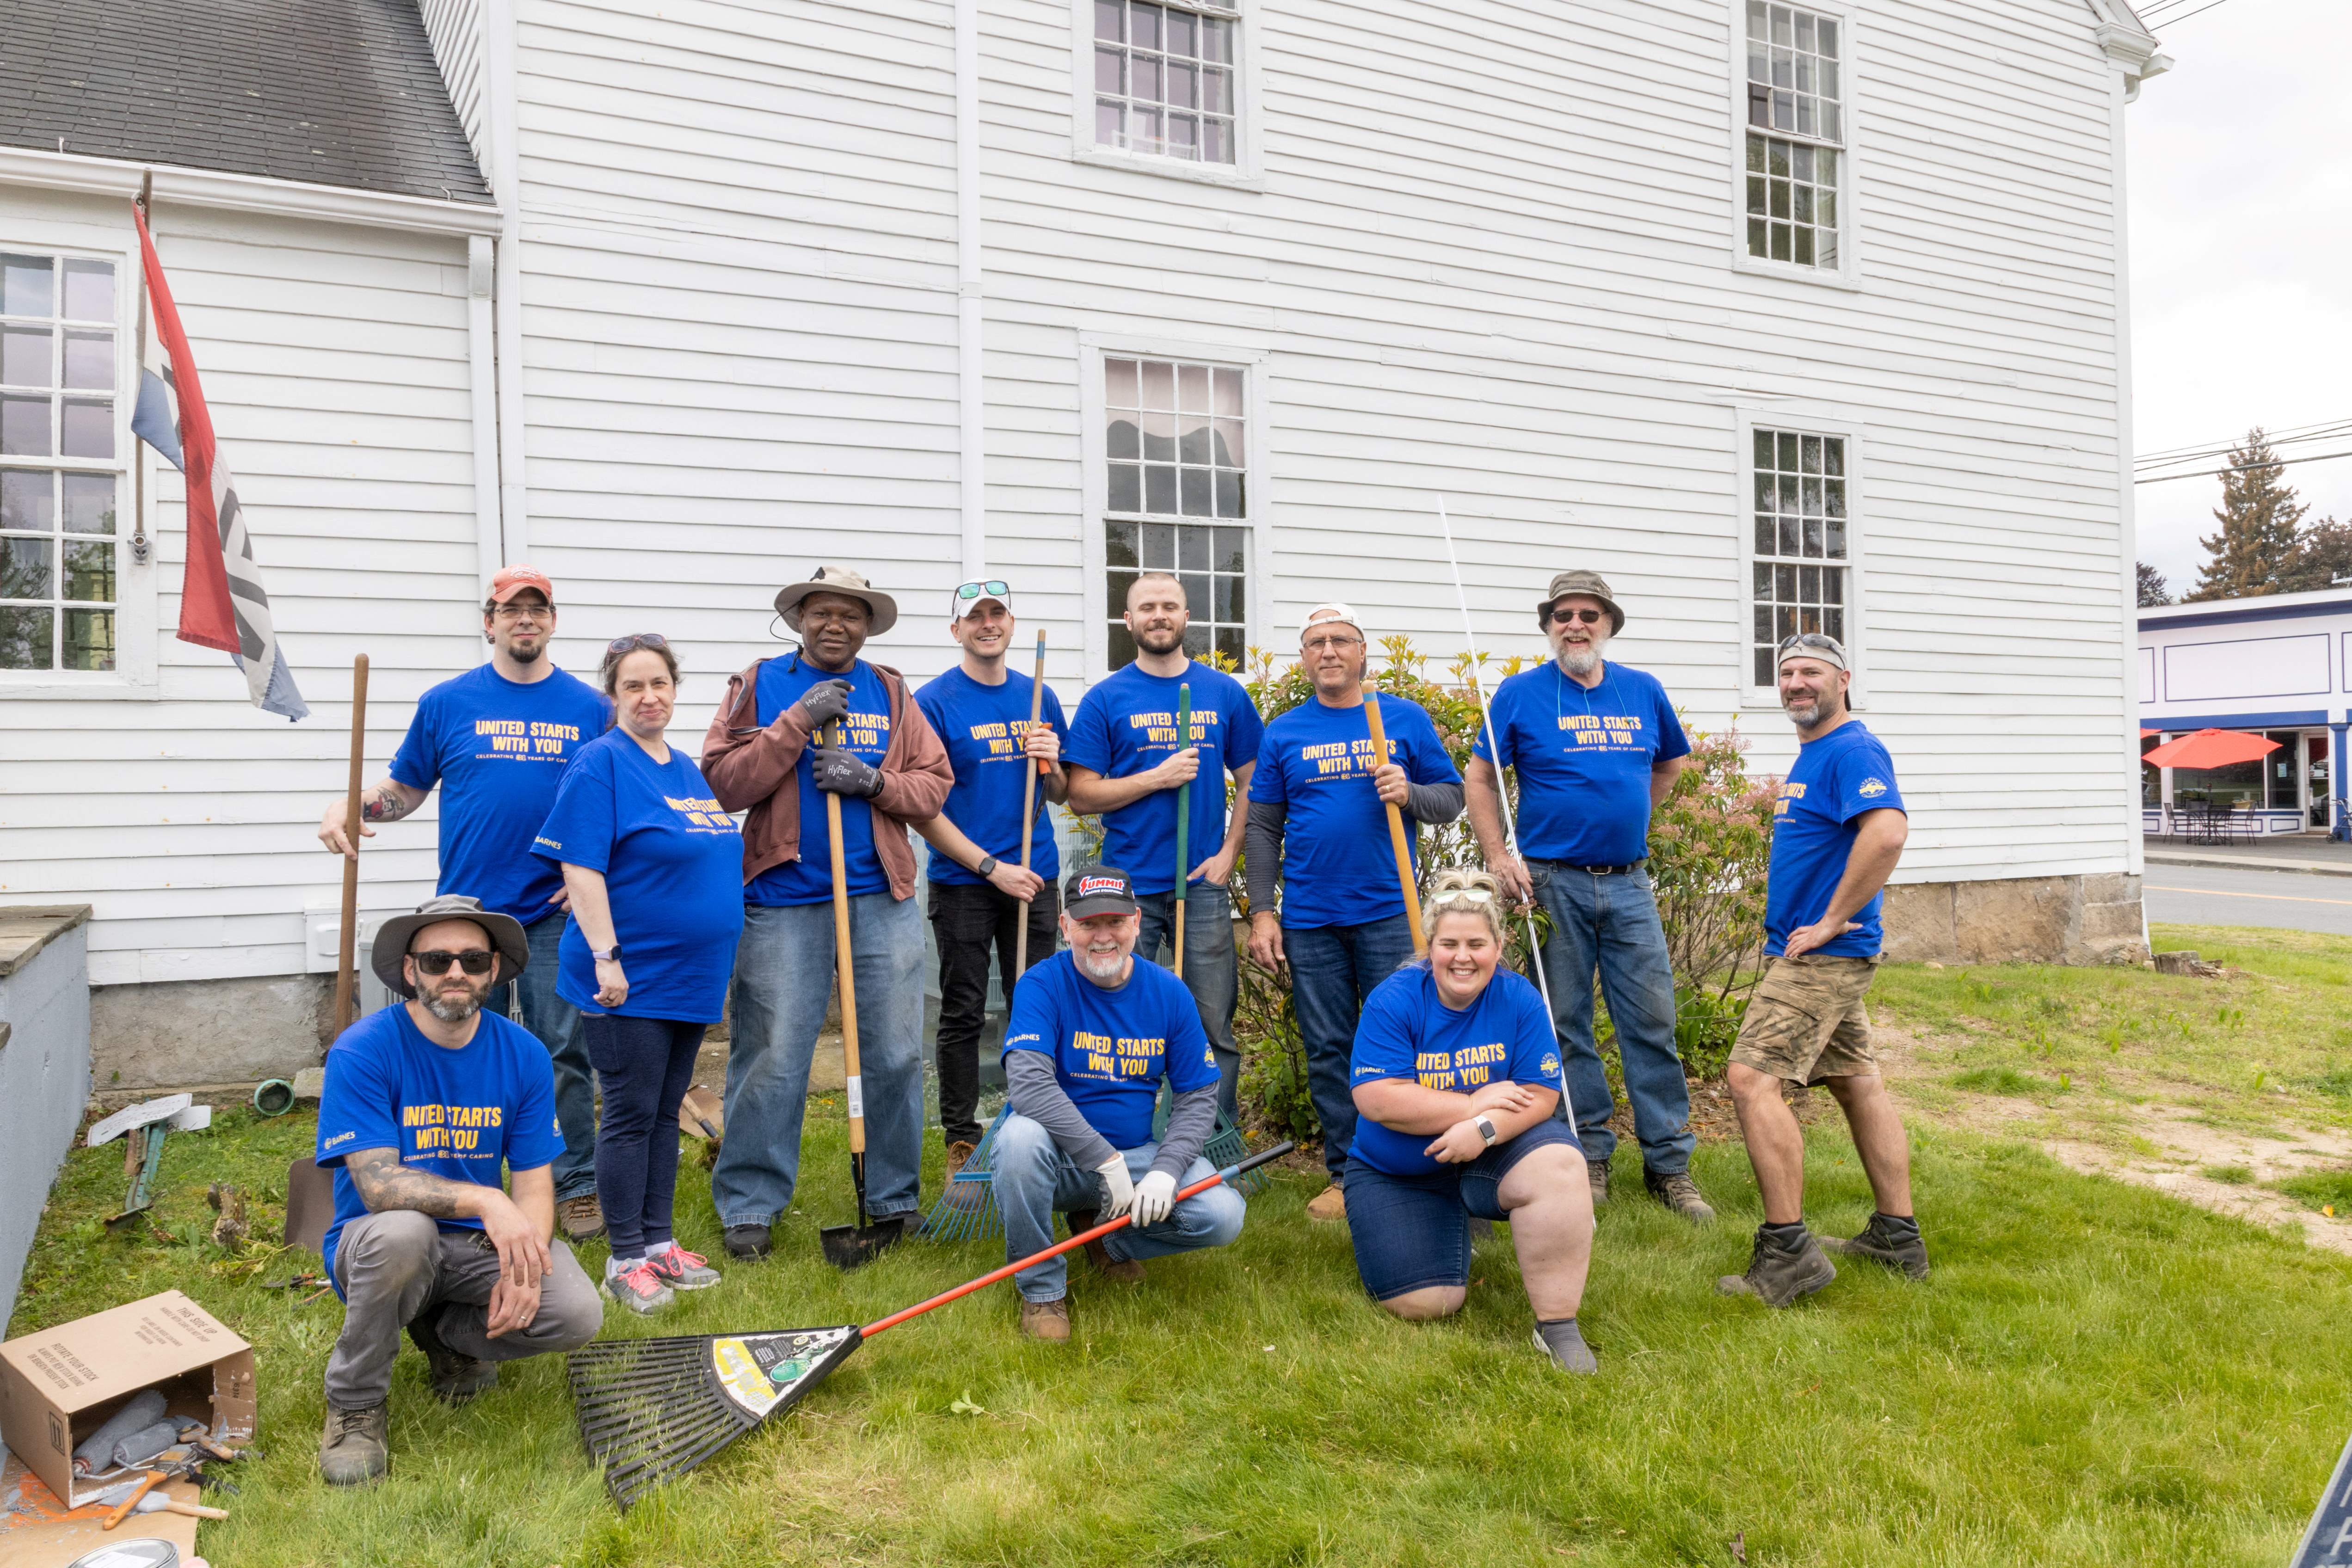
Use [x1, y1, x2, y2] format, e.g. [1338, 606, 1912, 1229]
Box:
[1717, 633, 1925, 1308]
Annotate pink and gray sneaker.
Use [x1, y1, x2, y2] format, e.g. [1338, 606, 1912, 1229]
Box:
[603, 1255, 675, 1314]
[647, 1242, 721, 1291]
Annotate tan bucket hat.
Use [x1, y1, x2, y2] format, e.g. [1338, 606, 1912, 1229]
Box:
[773, 565, 899, 636]
[371, 894, 530, 1000]
[1539, 569, 1624, 635]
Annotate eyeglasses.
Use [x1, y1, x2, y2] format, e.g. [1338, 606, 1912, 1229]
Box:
[493, 601, 550, 621]
[955, 580, 1010, 602]
[413, 949, 496, 976]
[1302, 633, 1363, 652]
[1546, 607, 1607, 627]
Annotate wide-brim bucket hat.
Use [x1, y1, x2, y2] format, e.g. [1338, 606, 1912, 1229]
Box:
[774, 565, 899, 637]
[371, 894, 530, 1000]
[1538, 569, 1625, 636]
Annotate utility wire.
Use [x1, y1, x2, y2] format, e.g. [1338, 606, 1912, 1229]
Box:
[2139, 0, 2233, 26]
[2136, 417, 2352, 469]
[2136, 449, 2352, 486]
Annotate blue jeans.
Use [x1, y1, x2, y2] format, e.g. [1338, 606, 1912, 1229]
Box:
[581, 1015, 705, 1257]
[712, 895, 926, 1228]
[1284, 915, 1420, 1180]
[990, 1113, 1245, 1302]
[1526, 860, 1695, 1174]
[1135, 882, 1240, 1121]
[489, 909, 596, 1202]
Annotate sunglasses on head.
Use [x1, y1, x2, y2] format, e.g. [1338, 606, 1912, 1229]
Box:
[1546, 607, 1607, 626]
[955, 580, 1009, 602]
[1429, 888, 1497, 907]
[1779, 633, 1843, 655]
[413, 949, 496, 976]
[607, 633, 669, 655]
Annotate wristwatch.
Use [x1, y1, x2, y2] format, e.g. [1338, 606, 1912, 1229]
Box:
[591, 945, 623, 962]
[976, 856, 1000, 877]
[1473, 1114, 1498, 1147]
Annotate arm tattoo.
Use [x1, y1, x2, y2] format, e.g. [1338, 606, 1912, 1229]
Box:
[361, 785, 419, 824]
[346, 1146, 473, 1219]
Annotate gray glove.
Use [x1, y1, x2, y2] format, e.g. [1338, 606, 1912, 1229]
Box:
[796, 678, 853, 726]
[811, 744, 884, 799]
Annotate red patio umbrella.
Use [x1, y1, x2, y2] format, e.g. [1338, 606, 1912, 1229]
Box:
[2142, 728, 2280, 769]
[2140, 728, 2158, 739]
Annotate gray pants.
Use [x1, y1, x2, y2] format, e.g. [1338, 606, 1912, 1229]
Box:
[325, 1209, 602, 1410]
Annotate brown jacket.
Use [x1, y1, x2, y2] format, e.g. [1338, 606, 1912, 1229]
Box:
[700, 653, 954, 901]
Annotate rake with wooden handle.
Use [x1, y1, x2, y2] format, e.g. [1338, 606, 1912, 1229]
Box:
[1361, 683, 1427, 956]
[1013, 629, 1048, 975]
[818, 716, 905, 1270]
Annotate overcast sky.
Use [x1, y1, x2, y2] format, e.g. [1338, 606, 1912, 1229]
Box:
[2128, 0, 2352, 598]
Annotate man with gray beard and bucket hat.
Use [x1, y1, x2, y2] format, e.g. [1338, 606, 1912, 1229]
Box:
[314, 894, 603, 1487]
[701, 566, 954, 1262]
[1465, 569, 1713, 1224]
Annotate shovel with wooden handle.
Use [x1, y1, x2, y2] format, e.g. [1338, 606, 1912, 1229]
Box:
[1013, 630, 1048, 976]
[817, 717, 907, 1270]
[1361, 683, 1427, 956]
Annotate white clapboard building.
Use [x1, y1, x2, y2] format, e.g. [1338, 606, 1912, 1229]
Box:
[0, 0, 2168, 1085]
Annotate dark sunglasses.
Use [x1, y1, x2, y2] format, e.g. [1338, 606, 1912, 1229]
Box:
[955, 580, 1010, 601]
[413, 949, 496, 976]
[1546, 607, 1607, 626]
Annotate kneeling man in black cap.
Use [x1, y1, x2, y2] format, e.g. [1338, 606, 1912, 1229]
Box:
[314, 894, 603, 1486]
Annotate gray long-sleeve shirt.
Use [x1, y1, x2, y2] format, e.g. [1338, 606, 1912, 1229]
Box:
[1241, 779, 1465, 917]
[1005, 1051, 1219, 1182]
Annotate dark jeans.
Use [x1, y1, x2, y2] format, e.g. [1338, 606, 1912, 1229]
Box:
[1284, 915, 1420, 1180]
[1136, 881, 1240, 1122]
[1526, 859, 1695, 1174]
[582, 1014, 706, 1257]
[928, 879, 1061, 1147]
[488, 908, 597, 1202]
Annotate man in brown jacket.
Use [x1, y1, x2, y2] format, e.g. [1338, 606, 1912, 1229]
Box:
[701, 566, 954, 1260]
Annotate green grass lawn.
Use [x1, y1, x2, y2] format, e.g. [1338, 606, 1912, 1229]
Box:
[13, 1068, 2352, 1566]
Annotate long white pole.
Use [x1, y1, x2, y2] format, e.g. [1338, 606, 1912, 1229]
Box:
[1436, 496, 1578, 1133]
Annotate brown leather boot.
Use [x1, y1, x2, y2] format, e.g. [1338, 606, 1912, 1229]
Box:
[1305, 1184, 1346, 1223]
[1066, 1208, 1145, 1282]
[1019, 1298, 1072, 1342]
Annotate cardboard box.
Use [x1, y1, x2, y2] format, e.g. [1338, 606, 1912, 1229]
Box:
[0, 1291, 254, 1509]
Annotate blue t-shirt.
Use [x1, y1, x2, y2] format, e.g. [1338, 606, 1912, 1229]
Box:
[1471, 662, 1690, 865]
[914, 666, 1071, 888]
[388, 663, 610, 925]
[1348, 965, 1564, 1178]
[1249, 694, 1460, 929]
[745, 654, 896, 906]
[1764, 719, 1906, 959]
[531, 730, 746, 1022]
[1002, 950, 1219, 1150]
[314, 1003, 564, 1295]
[1066, 661, 1264, 896]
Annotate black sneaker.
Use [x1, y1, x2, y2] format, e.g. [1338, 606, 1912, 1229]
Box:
[406, 1305, 497, 1404]
[1821, 1214, 1930, 1279]
[723, 1222, 773, 1260]
[1716, 1225, 1837, 1308]
[1643, 1168, 1717, 1225]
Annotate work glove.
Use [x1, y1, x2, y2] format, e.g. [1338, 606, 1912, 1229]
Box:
[1093, 1154, 1136, 1220]
[796, 678, 853, 727]
[1131, 1170, 1177, 1229]
[811, 744, 885, 799]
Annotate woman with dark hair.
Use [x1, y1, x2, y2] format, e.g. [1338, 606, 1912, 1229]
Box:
[534, 635, 744, 1313]
[1343, 868, 1600, 1372]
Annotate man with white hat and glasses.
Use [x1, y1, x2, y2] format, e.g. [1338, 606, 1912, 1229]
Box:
[1245, 603, 1463, 1222]
[913, 578, 1070, 1186]
[1465, 569, 1714, 1224]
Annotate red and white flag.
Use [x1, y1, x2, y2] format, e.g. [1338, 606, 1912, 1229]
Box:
[131, 203, 306, 720]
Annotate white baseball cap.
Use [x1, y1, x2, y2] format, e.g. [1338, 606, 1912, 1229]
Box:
[1299, 602, 1363, 639]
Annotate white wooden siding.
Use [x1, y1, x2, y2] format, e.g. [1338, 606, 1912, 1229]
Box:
[419, 0, 489, 169]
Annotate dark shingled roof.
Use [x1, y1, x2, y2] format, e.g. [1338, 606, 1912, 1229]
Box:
[0, 0, 492, 205]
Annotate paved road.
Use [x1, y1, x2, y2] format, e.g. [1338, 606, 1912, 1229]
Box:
[2143, 862, 2352, 937]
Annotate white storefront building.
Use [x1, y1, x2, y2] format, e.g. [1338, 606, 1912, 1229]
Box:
[0, 0, 2169, 1085]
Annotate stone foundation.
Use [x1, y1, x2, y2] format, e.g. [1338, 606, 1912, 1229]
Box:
[91, 972, 332, 1091]
[1882, 873, 2148, 966]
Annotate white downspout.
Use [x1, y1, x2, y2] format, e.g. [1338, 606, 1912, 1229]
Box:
[467, 234, 501, 603]
[956, 0, 984, 580]
[484, 0, 530, 563]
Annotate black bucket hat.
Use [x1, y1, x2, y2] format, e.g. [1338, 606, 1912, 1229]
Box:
[371, 894, 530, 1000]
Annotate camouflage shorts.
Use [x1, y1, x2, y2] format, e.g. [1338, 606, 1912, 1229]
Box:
[1728, 955, 1882, 1085]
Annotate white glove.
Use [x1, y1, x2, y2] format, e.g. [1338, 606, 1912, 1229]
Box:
[1093, 1154, 1136, 1219]
[1132, 1170, 1177, 1229]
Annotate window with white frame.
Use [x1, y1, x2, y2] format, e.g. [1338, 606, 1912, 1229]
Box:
[1750, 426, 1848, 686]
[1, 250, 123, 672]
[1092, 0, 1239, 164]
[1102, 355, 1248, 668]
[1742, 0, 1844, 270]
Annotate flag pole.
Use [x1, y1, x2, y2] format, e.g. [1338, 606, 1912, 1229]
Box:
[129, 176, 152, 566]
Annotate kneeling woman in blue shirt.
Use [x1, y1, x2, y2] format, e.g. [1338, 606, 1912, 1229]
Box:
[534, 635, 745, 1314]
[1345, 868, 1599, 1372]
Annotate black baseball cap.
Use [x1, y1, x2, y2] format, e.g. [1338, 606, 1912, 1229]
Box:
[1064, 864, 1140, 918]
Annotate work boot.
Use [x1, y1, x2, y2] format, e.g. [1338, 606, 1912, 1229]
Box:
[1644, 1168, 1717, 1225]
[1066, 1209, 1145, 1282]
[1587, 1159, 1612, 1208]
[557, 1193, 606, 1242]
[1305, 1183, 1346, 1224]
[604, 1256, 676, 1315]
[319, 1402, 390, 1486]
[1019, 1298, 1072, 1343]
[406, 1305, 497, 1404]
[646, 1242, 722, 1291]
[723, 1222, 773, 1260]
[1821, 1214, 1931, 1279]
[1717, 1226, 1837, 1308]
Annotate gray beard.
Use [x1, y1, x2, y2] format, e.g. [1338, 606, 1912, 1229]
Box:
[425, 991, 484, 1024]
[1558, 646, 1601, 678]
[1786, 694, 1841, 728]
[1076, 948, 1131, 984]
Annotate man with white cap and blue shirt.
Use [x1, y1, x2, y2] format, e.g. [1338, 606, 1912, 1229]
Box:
[1245, 602, 1463, 1222]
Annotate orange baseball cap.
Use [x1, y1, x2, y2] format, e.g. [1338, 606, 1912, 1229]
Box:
[489, 564, 556, 605]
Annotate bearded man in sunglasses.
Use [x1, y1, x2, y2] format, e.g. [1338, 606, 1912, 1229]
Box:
[1465, 570, 1713, 1224]
[314, 896, 602, 1486]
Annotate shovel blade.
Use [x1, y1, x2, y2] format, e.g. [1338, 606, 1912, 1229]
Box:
[819, 1214, 907, 1270]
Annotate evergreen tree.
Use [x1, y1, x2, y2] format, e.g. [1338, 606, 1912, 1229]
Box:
[2186, 428, 2307, 601]
[2277, 517, 2352, 596]
[2136, 561, 2171, 606]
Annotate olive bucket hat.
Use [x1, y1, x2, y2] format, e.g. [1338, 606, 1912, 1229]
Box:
[371, 894, 530, 1001]
[1537, 569, 1625, 636]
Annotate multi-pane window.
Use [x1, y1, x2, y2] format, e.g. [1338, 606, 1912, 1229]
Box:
[1093, 0, 1238, 164]
[1750, 427, 1847, 686]
[1103, 355, 1247, 668]
[1743, 1, 1843, 270]
[0, 251, 121, 672]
